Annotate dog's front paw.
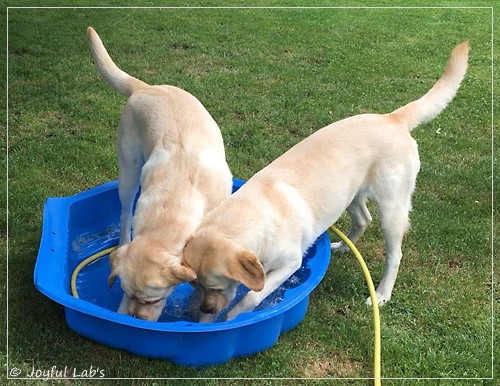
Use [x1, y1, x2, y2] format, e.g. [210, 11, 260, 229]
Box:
[226, 300, 254, 321]
[331, 242, 350, 253]
[225, 308, 241, 322]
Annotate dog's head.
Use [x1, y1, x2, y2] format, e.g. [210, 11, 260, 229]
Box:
[108, 237, 196, 321]
[183, 230, 265, 321]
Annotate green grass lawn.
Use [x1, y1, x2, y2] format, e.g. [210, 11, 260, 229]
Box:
[5, 2, 498, 385]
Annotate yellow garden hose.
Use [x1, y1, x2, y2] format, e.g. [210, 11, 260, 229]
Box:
[331, 225, 381, 386]
[70, 246, 117, 298]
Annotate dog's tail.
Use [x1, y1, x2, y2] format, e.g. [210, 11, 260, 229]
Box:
[389, 41, 469, 131]
[87, 27, 148, 97]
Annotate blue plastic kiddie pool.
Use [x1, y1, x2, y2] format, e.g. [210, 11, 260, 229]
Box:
[34, 179, 331, 366]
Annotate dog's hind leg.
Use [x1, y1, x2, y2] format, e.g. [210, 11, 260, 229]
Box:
[368, 199, 410, 306]
[331, 193, 372, 253]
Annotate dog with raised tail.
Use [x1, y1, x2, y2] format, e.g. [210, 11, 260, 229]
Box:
[183, 42, 469, 322]
[87, 27, 232, 321]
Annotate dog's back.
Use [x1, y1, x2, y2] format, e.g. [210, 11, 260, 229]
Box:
[119, 85, 226, 159]
[250, 42, 469, 244]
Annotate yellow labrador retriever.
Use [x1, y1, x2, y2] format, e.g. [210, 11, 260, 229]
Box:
[87, 27, 231, 321]
[183, 42, 469, 322]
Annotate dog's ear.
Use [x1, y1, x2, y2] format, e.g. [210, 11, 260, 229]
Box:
[108, 245, 126, 287]
[230, 250, 265, 291]
[181, 235, 197, 271]
[170, 263, 197, 283]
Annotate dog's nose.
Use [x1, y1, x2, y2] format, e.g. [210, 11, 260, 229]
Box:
[200, 303, 216, 314]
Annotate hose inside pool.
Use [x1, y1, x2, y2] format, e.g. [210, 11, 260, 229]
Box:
[70, 246, 117, 299]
